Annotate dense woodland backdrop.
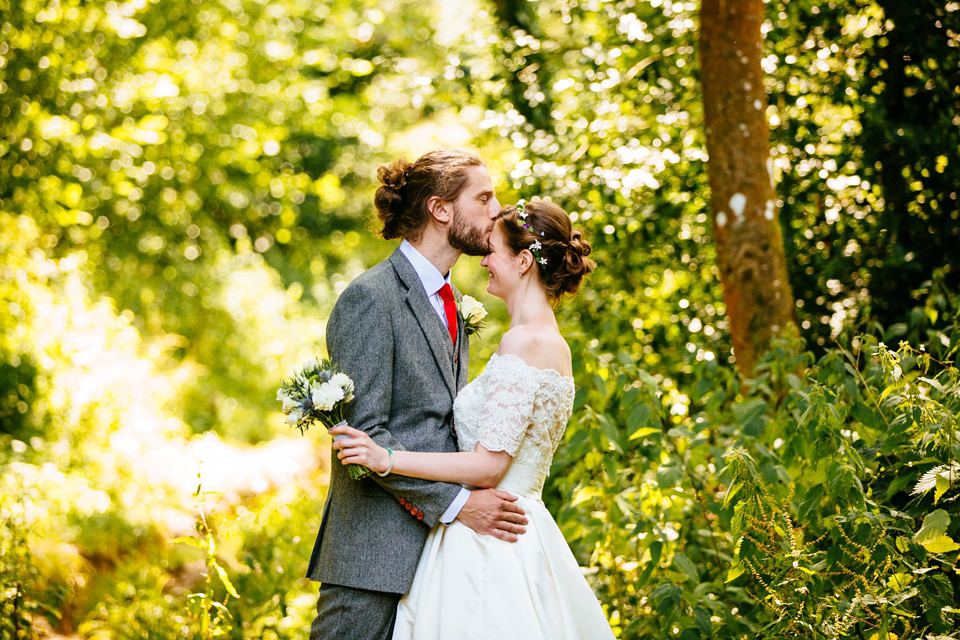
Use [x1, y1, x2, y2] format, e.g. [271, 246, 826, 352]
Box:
[1, 0, 959, 637]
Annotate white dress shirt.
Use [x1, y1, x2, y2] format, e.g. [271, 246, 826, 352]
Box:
[398, 240, 470, 524]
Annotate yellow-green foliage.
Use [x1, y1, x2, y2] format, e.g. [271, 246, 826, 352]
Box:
[3, 0, 959, 637]
[547, 326, 960, 639]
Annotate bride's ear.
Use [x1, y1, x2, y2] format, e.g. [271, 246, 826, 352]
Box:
[518, 250, 534, 277]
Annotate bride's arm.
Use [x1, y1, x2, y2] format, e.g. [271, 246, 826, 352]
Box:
[330, 425, 512, 489]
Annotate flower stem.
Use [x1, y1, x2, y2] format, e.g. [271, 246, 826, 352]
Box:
[330, 420, 373, 481]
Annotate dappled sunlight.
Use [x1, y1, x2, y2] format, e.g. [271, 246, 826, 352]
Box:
[2, 0, 957, 636]
[4, 240, 330, 502]
[109, 430, 325, 537]
[213, 249, 329, 381]
[2, 239, 332, 635]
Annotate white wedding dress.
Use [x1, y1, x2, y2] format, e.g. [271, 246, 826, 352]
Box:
[393, 353, 615, 640]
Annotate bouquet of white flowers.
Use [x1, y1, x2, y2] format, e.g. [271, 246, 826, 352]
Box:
[277, 358, 370, 480]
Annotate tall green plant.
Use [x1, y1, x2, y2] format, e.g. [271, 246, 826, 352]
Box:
[549, 319, 959, 638]
[0, 495, 43, 639]
[172, 474, 240, 638]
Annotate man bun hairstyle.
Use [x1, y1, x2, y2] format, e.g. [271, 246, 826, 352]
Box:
[497, 200, 596, 300]
[374, 150, 484, 241]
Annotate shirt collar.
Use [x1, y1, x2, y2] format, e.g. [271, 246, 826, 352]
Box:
[399, 239, 451, 297]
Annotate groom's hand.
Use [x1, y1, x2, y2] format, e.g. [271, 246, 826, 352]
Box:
[456, 489, 527, 542]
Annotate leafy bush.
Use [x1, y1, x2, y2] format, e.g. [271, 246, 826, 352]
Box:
[550, 316, 960, 638]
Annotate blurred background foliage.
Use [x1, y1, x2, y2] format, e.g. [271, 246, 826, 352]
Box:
[1, 0, 958, 637]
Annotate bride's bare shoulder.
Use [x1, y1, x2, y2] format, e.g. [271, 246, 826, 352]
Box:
[497, 325, 571, 375]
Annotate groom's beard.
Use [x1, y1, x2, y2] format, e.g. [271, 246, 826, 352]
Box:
[447, 204, 488, 256]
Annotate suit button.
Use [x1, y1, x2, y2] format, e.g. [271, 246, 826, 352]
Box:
[398, 497, 406, 506]
[405, 503, 413, 511]
[416, 512, 424, 521]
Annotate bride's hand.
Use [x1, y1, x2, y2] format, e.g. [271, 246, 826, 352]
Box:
[329, 425, 390, 474]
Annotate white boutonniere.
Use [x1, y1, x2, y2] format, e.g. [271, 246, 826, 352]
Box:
[459, 295, 487, 336]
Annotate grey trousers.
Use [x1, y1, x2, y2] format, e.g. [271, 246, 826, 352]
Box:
[309, 583, 402, 640]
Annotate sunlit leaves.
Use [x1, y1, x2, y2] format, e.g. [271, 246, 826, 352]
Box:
[911, 463, 960, 503]
[1, 0, 468, 440]
[468, 0, 725, 378]
[767, 1, 960, 347]
[913, 509, 950, 544]
[3, 1, 959, 637]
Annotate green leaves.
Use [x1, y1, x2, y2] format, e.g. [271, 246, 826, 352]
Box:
[672, 552, 700, 583]
[797, 484, 824, 523]
[4, 0, 959, 638]
[732, 398, 767, 436]
[694, 605, 714, 638]
[596, 412, 625, 454]
[911, 463, 960, 504]
[636, 540, 663, 588]
[914, 509, 950, 545]
[214, 561, 240, 599]
[651, 582, 684, 613]
[921, 536, 960, 554]
[627, 404, 655, 439]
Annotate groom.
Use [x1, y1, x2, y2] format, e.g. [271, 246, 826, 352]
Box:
[306, 150, 528, 640]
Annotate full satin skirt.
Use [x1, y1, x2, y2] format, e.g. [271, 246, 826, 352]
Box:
[393, 494, 615, 640]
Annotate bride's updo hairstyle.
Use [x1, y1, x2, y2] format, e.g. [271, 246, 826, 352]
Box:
[374, 150, 484, 241]
[497, 200, 596, 300]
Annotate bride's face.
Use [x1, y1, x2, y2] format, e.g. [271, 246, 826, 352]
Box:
[479, 223, 522, 300]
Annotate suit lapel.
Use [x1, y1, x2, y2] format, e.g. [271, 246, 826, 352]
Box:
[389, 250, 457, 398]
[452, 287, 469, 390]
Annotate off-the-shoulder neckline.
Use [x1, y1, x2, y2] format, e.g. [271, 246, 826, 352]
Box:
[490, 352, 574, 381]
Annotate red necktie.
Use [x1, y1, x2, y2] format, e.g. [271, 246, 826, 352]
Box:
[437, 283, 458, 347]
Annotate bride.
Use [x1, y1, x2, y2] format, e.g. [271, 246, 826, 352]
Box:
[330, 199, 615, 640]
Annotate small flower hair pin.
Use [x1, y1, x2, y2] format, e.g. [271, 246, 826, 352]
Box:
[515, 199, 546, 265]
[529, 239, 547, 266]
[516, 199, 530, 229]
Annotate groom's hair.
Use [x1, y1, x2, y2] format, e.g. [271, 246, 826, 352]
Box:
[374, 150, 484, 241]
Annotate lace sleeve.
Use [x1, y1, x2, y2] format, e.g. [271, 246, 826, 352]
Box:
[475, 361, 537, 456]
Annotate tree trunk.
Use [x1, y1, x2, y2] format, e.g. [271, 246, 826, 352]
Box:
[700, 0, 796, 375]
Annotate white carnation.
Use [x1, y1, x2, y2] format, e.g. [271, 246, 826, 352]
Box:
[328, 382, 345, 403]
[330, 372, 354, 394]
[285, 409, 302, 425]
[460, 295, 487, 322]
[311, 382, 343, 411]
[280, 395, 299, 413]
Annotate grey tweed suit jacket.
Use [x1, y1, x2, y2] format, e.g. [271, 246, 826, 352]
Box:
[305, 247, 470, 594]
